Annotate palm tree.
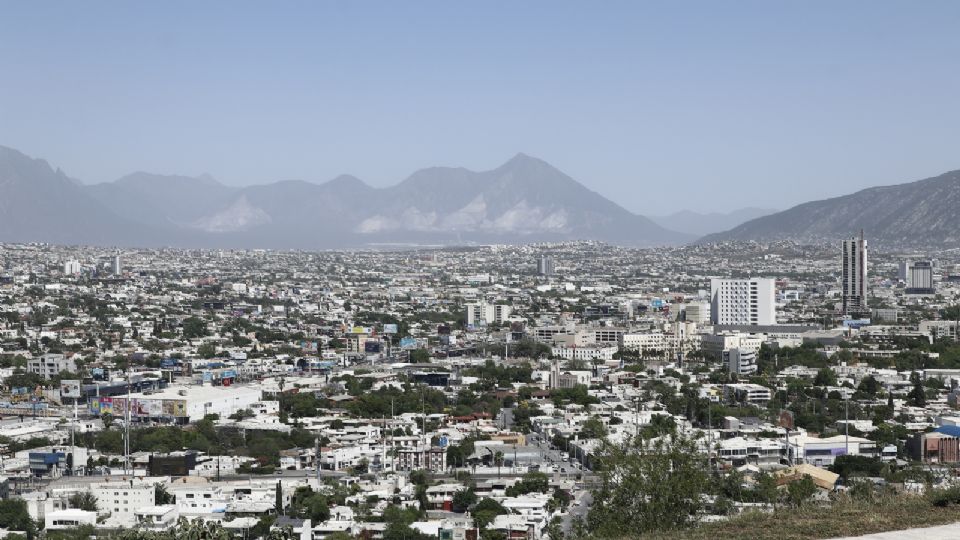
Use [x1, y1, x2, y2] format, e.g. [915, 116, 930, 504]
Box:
[494, 450, 504, 478]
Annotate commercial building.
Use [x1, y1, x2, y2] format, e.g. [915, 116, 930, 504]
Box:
[465, 302, 512, 327]
[710, 278, 776, 325]
[92, 480, 156, 527]
[91, 385, 262, 422]
[841, 233, 868, 316]
[684, 302, 710, 324]
[724, 348, 757, 376]
[536, 255, 555, 276]
[904, 261, 934, 295]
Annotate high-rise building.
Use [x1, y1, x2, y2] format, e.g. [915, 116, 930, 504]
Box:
[841, 233, 868, 316]
[536, 255, 555, 276]
[905, 260, 934, 295]
[465, 301, 512, 327]
[63, 260, 81, 275]
[112, 254, 122, 276]
[710, 278, 776, 326]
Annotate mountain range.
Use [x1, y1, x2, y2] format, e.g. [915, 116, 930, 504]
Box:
[0, 146, 692, 249]
[700, 169, 960, 248]
[649, 208, 777, 237]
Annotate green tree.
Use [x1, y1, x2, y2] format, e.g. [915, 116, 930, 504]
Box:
[68, 491, 98, 512]
[786, 475, 817, 507]
[587, 434, 709, 536]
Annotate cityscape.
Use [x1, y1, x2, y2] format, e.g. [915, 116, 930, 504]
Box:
[3, 2, 960, 540]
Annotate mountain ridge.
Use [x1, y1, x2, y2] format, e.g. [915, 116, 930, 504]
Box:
[0, 146, 691, 249]
[698, 169, 960, 247]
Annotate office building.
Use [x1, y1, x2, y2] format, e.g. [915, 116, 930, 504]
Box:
[536, 255, 555, 276]
[684, 302, 710, 324]
[63, 260, 81, 275]
[841, 233, 868, 316]
[710, 278, 776, 325]
[905, 260, 934, 295]
[465, 301, 512, 327]
[112, 254, 122, 276]
[724, 348, 757, 376]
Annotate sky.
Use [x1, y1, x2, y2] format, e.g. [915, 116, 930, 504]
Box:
[2, 1, 960, 214]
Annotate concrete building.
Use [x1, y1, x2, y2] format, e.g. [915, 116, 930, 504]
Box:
[841, 233, 868, 316]
[710, 278, 776, 325]
[904, 260, 934, 295]
[536, 255, 555, 276]
[466, 302, 512, 327]
[63, 260, 81, 275]
[724, 348, 757, 376]
[92, 480, 156, 527]
[684, 302, 710, 324]
[27, 354, 77, 380]
[112, 254, 122, 276]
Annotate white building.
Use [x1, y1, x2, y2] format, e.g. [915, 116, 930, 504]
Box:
[92, 481, 156, 527]
[724, 348, 757, 376]
[550, 345, 617, 362]
[841, 234, 868, 315]
[621, 332, 673, 355]
[465, 302, 512, 327]
[45, 509, 97, 530]
[710, 278, 776, 325]
[63, 260, 82, 275]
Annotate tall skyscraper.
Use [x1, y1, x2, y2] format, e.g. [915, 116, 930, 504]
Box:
[710, 278, 776, 325]
[841, 232, 868, 316]
[112, 254, 122, 276]
[536, 255, 555, 276]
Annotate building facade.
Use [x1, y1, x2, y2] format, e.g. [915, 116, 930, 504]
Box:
[841, 234, 868, 315]
[710, 278, 775, 325]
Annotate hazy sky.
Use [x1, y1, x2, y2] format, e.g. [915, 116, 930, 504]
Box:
[2, 1, 960, 214]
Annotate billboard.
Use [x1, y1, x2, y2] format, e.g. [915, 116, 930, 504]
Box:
[60, 380, 82, 399]
[399, 337, 417, 349]
[383, 324, 398, 334]
[364, 341, 382, 354]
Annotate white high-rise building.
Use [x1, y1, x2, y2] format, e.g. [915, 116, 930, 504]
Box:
[710, 278, 775, 326]
[841, 233, 867, 315]
[465, 301, 512, 327]
[111, 254, 122, 276]
[63, 260, 81, 275]
[536, 255, 555, 276]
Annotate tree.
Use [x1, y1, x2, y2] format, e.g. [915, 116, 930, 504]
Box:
[814, 367, 837, 387]
[68, 491, 98, 512]
[580, 416, 607, 440]
[409, 349, 430, 363]
[908, 373, 926, 407]
[0, 499, 35, 537]
[472, 498, 507, 529]
[197, 343, 217, 359]
[493, 451, 504, 478]
[586, 434, 709, 536]
[786, 475, 817, 507]
[182, 317, 208, 339]
[452, 489, 477, 513]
